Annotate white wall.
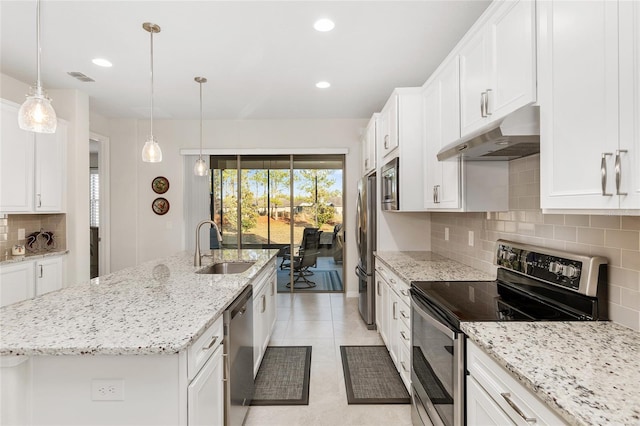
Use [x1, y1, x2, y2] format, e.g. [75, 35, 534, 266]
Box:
[1, 73, 90, 286]
[107, 118, 366, 294]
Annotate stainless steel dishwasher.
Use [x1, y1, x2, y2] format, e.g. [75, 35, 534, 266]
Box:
[223, 286, 254, 426]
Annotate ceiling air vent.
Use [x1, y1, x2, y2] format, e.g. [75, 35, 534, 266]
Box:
[67, 72, 95, 82]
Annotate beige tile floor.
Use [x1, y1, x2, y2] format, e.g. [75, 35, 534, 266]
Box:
[245, 293, 412, 426]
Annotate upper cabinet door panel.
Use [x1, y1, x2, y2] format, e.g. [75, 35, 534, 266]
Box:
[619, 0, 640, 209]
[489, 0, 536, 118]
[35, 123, 65, 212]
[539, 0, 620, 209]
[459, 29, 491, 136]
[0, 102, 34, 212]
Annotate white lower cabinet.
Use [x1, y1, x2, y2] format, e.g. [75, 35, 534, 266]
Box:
[467, 340, 567, 425]
[188, 321, 224, 426]
[0, 255, 63, 307]
[35, 256, 63, 297]
[0, 261, 35, 307]
[375, 259, 411, 392]
[253, 260, 277, 377]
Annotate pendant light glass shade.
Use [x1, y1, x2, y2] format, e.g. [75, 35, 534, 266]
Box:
[142, 136, 162, 163]
[19, 0, 57, 133]
[141, 22, 162, 163]
[193, 76, 208, 176]
[194, 158, 208, 176]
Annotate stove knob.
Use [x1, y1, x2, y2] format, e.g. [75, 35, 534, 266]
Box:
[549, 262, 562, 274]
[563, 265, 579, 279]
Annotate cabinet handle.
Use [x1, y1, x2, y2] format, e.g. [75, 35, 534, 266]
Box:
[615, 150, 628, 196]
[601, 153, 613, 196]
[400, 310, 410, 319]
[434, 185, 440, 204]
[480, 92, 487, 118]
[400, 331, 409, 341]
[39, 265, 43, 278]
[384, 135, 389, 149]
[400, 361, 409, 372]
[377, 281, 381, 296]
[262, 294, 266, 313]
[500, 393, 537, 424]
[203, 335, 219, 350]
[37, 194, 42, 208]
[485, 89, 492, 115]
[393, 302, 398, 320]
[432, 186, 436, 203]
[400, 289, 409, 297]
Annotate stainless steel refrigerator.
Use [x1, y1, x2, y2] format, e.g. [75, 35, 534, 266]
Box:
[356, 173, 376, 329]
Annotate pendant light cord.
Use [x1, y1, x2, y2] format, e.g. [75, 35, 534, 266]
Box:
[150, 29, 154, 137]
[199, 81, 203, 160]
[36, 0, 42, 89]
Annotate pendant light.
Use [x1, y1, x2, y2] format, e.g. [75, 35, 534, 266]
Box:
[18, 0, 57, 134]
[193, 77, 208, 176]
[141, 22, 162, 163]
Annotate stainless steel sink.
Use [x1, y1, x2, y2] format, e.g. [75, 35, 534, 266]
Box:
[195, 261, 255, 275]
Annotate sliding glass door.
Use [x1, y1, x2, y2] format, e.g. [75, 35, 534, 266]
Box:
[210, 154, 344, 293]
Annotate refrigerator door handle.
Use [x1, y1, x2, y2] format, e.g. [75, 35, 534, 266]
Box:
[355, 190, 363, 253]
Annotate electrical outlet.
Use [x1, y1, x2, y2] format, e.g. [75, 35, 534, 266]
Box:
[91, 379, 124, 401]
[18, 228, 25, 240]
[469, 287, 475, 302]
[468, 230, 474, 247]
[444, 227, 449, 241]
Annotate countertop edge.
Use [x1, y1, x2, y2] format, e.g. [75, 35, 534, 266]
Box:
[0, 249, 69, 266]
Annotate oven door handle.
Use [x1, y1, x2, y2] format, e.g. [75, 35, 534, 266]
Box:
[412, 299, 456, 340]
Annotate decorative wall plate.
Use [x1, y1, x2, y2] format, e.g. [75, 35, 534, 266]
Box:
[152, 197, 170, 215]
[152, 176, 170, 194]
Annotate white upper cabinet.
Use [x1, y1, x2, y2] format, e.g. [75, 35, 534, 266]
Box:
[423, 56, 462, 210]
[1, 101, 34, 212]
[459, 0, 536, 137]
[378, 95, 399, 159]
[539, 0, 640, 211]
[0, 99, 66, 213]
[362, 114, 377, 176]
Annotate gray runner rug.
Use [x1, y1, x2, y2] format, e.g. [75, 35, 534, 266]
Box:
[251, 346, 312, 405]
[340, 345, 410, 404]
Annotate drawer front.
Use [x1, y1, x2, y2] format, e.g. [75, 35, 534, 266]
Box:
[398, 313, 411, 350]
[188, 315, 224, 381]
[399, 341, 411, 391]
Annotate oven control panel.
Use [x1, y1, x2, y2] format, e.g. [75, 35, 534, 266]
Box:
[495, 240, 606, 296]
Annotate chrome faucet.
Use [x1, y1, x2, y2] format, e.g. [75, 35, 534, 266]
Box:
[194, 220, 223, 267]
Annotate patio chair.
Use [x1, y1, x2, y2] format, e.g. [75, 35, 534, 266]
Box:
[286, 229, 322, 288]
[279, 227, 319, 270]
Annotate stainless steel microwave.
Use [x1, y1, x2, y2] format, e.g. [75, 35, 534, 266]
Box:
[381, 158, 399, 211]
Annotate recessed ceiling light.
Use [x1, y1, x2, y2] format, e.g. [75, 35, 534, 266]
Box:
[316, 81, 331, 89]
[313, 18, 335, 32]
[92, 58, 113, 67]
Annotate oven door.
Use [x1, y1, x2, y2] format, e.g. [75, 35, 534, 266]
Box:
[411, 291, 465, 426]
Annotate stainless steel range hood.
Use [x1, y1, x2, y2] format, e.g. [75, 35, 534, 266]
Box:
[437, 106, 540, 161]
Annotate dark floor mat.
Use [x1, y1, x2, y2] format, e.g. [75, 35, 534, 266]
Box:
[251, 346, 312, 405]
[340, 345, 410, 404]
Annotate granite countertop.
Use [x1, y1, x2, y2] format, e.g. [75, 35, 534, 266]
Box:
[0, 249, 69, 265]
[462, 321, 640, 426]
[0, 249, 278, 357]
[374, 250, 495, 283]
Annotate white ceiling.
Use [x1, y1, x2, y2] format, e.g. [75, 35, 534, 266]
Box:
[1, 1, 491, 120]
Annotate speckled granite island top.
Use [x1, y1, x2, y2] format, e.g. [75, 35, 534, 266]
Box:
[374, 251, 495, 282]
[462, 322, 640, 426]
[0, 249, 278, 357]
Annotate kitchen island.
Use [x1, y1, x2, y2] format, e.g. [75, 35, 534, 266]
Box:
[0, 249, 279, 425]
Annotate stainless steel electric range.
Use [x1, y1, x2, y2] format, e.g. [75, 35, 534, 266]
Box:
[409, 240, 608, 426]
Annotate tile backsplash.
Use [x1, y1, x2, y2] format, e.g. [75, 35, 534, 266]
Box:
[0, 214, 66, 259]
[431, 155, 640, 331]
